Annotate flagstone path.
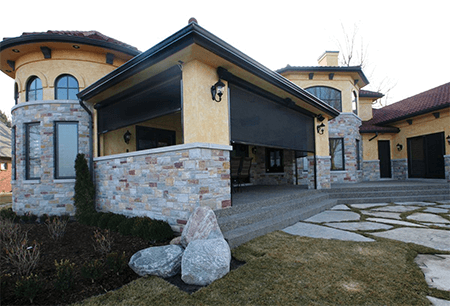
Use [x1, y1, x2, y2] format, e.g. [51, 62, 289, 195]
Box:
[282, 200, 450, 305]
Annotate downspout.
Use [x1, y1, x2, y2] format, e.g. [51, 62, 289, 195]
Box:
[78, 98, 94, 178]
[369, 132, 379, 141]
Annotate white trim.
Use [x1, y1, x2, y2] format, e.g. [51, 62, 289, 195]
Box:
[23, 179, 40, 184]
[391, 158, 408, 161]
[94, 142, 233, 162]
[53, 179, 76, 184]
[12, 100, 79, 112]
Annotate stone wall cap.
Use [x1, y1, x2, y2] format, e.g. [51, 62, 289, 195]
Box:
[12, 100, 81, 112]
[94, 142, 232, 162]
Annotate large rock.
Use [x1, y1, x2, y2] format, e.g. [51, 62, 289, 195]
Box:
[129, 245, 184, 277]
[180, 206, 223, 248]
[181, 238, 231, 286]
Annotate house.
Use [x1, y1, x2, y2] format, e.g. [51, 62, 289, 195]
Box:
[0, 121, 12, 193]
[1, 20, 449, 232]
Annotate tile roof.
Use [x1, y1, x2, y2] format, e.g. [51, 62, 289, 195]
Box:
[360, 82, 450, 133]
[19, 30, 140, 52]
[359, 90, 384, 99]
[0, 122, 11, 158]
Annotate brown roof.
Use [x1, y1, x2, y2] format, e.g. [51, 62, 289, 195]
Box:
[359, 90, 384, 99]
[20, 30, 140, 52]
[360, 82, 450, 133]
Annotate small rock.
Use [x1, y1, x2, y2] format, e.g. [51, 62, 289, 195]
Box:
[170, 236, 182, 245]
[180, 206, 223, 248]
[181, 238, 231, 286]
[129, 245, 184, 277]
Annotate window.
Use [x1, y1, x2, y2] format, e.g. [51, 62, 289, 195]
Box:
[329, 138, 344, 171]
[26, 123, 40, 179]
[352, 91, 358, 115]
[305, 86, 342, 111]
[14, 83, 19, 105]
[0, 163, 7, 170]
[136, 126, 176, 151]
[356, 139, 361, 170]
[26, 77, 43, 101]
[55, 122, 78, 178]
[55, 75, 79, 100]
[266, 148, 284, 173]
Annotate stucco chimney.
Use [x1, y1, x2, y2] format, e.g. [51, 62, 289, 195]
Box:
[318, 51, 339, 66]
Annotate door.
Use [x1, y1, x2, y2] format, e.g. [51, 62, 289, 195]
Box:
[408, 132, 445, 178]
[378, 140, 391, 178]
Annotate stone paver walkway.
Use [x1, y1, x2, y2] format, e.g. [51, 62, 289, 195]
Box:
[282, 200, 450, 305]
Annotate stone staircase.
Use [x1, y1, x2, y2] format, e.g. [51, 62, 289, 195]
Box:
[216, 181, 450, 248]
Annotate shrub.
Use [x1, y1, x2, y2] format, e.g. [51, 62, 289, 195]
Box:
[74, 154, 96, 223]
[14, 274, 42, 304]
[54, 259, 75, 291]
[97, 213, 113, 229]
[131, 216, 173, 242]
[0, 207, 17, 222]
[92, 229, 113, 255]
[0, 216, 20, 247]
[117, 217, 135, 236]
[106, 251, 127, 275]
[86, 212, 102, 227]
[81, 259, 104, 282]
[39, 214, 49, 224]
[46, 215, 69, 240]
[4, 230, 40, 276]
[107, 214, 127, 232]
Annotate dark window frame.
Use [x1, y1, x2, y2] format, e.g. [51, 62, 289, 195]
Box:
[265, 148, 284, 173]
[12, 126, 16, 180]
[55, 74, 79, 100]
[136, 126, 176, 151]
[356, 139, 361, 170]
[14, 83, 19, 105]
[330, 138, 345, 171]
[305, 86, 342, 112]
[26, 76, 43, 102]
[54, 121, 78, 179]
[25, 122, 40, 180]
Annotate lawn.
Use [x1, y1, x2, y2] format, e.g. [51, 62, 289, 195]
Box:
[76, 231, 450, 306]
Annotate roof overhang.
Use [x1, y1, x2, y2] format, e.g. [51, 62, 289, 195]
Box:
[78, 22, 340, 118]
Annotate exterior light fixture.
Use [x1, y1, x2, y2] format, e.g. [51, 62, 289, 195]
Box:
[316, 114, 325, 122]
[447, 135, 450, 145]
[396, 143, 403, 151]
[211, 79, 225, 102]
[12, 49, 20, 53]
[73, 45, 80, 49]
[317, 123, 325, 135]
[123, 130, 131, 144]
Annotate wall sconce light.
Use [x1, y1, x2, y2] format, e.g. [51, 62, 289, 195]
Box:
[123, 130, 131, 144]
[317, 123, 325, 135]
[396, 143, 403, 151]
[316, 114, 325, 122]
[211, 79, 225, 102]
[447, 135, 450, 145]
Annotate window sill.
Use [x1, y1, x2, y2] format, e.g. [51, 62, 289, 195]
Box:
[53, 179, 75, 184]
[330, 170, 347, 173]
[24, 179, 40, 184]
[264, 172, 285, 176]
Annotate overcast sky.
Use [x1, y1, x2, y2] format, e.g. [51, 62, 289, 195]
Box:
[1, 0, 448, 117]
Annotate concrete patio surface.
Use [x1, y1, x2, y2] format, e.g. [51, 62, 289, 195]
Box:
[282, 200, 450, 305]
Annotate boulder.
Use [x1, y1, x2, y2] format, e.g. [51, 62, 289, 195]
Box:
[129, 245, 184, 277]
[181, 238, 231, 285]
[180, 206, 223, 248]
[170, 236, 182, 246]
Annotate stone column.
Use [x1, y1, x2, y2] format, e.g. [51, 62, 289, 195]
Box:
[362, 160, 380, 181]
[307, 156, 331, 189]
[392, 159, 408, 180]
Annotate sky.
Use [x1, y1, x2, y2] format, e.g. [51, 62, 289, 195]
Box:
[1, 0, 448, 118]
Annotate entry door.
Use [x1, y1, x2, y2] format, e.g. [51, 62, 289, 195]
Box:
[408, 132, 445, 178]
[378, 140, 391, 178]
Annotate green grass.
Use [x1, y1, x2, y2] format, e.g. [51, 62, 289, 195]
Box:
[75, 230, 450, 306]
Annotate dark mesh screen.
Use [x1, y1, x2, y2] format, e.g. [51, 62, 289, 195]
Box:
[230, 84, 314, 152]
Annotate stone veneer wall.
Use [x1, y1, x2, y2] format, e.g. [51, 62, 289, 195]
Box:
[329, 113, 362, 183]
[445, 155, 450, 183]
[251, 148, 295, 185]
[94, 143, 232, 233]
[362, 160, 380, 181]
[392, 159, 408, 180]
[307, 156, 331, 189]
[11, 101, 90, 216]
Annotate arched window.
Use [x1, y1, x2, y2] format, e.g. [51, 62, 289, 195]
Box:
[305, 86, 342, 112]
[26, 77, 43, 101]
[55, 74, 79, 100]
[14, 83, 19, 105]
[352, 91, 358, 115]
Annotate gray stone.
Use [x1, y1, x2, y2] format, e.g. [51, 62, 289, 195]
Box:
[129, 245, 184, 277]
[366, 217, 426, 227]
[330, 204, 350, 211]
[350, 203, 389, 209]
[415, 255, 450, 291]
[283, 222, 374, 242]
[393, 201, 435, 206]
[372, 205, 420, 213]
[427, 296, 450, 306]
[181, 238, 231, 285]
[325, 221, 393, 231]
[372, 228, 450, 251]
[305, 211, 360, 223]
[424, 207, 449, 213]
[407, 213, 450, 224]
[362, 211, 402, 220]
[181, 206, 224, 248]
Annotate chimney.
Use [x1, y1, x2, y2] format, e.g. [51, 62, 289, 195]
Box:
[318, 51, 339, 66]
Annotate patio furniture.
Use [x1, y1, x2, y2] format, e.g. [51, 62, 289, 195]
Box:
[231, 157, 242, 193]
[238, 157, 253, 187]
